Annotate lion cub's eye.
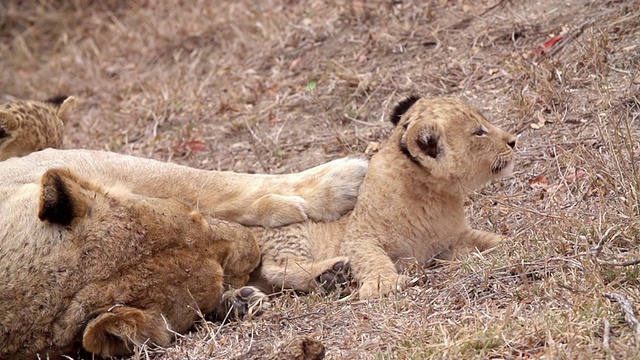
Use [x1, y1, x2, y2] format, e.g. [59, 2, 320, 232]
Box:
[474, 128, 488, 137]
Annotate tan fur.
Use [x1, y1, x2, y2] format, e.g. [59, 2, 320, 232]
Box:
[252, 97, 517, 299]
[1, 148, 368, 227]
[0, 167, 260, 359]
[0, 96, 76, 161]
[0, 150, 367, 358]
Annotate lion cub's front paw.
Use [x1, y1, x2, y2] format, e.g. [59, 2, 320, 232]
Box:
[485, 234, 505, 249]
[465, 229, 504, 253]
[317, 259, 351, 293]
[218, 286, 271, 320]
[358, 274, 408, 300]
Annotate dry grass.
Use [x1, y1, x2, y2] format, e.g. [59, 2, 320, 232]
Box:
[2, 0, 640, 358]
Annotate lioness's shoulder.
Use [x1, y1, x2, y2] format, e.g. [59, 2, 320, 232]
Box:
[0, 96, 76, 161]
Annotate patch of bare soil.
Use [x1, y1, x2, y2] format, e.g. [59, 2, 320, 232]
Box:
[2, 0, 639, 358]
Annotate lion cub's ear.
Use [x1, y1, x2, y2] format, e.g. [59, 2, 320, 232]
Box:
[416, 130, 441, 158]
[45, 95, 77, 124]
[0, 111, 19, 143]
[38, 168, 89, 226]
[405, 122, 445, 162]
[389, 95, 421, 126]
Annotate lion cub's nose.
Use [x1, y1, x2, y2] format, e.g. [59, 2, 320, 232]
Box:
[507, 139, 516, 149]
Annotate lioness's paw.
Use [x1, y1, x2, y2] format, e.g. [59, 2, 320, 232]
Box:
[305, 157, 368, 222]
[251, 194, 309, 228]
[317, 258, 351, 292]
[218, 286, 271, 320]
[358, 275, 408, 300]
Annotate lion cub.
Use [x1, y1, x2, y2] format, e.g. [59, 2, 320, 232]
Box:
[0, 95, 76, 161]
[252, 96, 517, 299]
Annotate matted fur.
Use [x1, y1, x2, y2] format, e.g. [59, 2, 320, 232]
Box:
[0, 96, 76, 161]
[252, 96, 517, 299]
[0, 150, 367, 358]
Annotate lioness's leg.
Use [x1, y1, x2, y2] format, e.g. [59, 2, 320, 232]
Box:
[82, 306, 171, 358]
[21, 150, 368, 227]
[216, 157, 369, 227]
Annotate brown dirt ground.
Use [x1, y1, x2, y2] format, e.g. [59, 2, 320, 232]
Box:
[2, 0, 640, 359]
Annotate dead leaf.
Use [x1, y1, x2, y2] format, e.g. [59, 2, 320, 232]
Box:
[289, 57, 302, 71]
[529, 175, 550, 189]
[565, 169, 588, 183]
[185, 140, 206, 153]
[531, 34, 565, 59]
[531, 112, 546, 129]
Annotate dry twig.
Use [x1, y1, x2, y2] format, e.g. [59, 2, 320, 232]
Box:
[604, 292, 640, 345]
[598, 258, 640, 267]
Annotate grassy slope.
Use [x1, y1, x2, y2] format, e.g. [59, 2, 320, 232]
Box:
[1, 0, 639, 358]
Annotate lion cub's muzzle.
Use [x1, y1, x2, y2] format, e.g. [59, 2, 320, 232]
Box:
[491, 156, 514, 175]
[491, 135, 516, 176]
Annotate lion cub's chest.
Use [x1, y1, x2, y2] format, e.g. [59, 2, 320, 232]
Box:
[355, 172, 468, 264]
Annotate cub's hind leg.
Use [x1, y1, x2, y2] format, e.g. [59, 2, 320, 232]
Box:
[253, 224, 350, 293]
[257, 256, 350, 293]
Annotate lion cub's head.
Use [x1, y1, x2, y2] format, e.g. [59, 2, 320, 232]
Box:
[389, 96, 516, 191]
[0, 95, 76, 161]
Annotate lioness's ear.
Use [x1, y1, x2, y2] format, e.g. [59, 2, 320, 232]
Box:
[389, 95, 421, 126]
[38, 168, 88, 225]
[83, 306, 171, 357]
[46, 95, 77, 124]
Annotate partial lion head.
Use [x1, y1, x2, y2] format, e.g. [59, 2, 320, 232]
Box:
[0, 95, 76, 161]
[389, 96, 516, 191]
[1, 166, 262, 358]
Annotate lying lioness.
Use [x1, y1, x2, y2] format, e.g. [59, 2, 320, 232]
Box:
[0, 149, 367, 359]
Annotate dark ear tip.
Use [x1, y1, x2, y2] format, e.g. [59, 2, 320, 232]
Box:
[389, 95, 421, 125]
[44, 95, 70, 107]
[38, 169, 78, 225]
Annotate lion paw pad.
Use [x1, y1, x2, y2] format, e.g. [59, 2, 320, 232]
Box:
[317, 260, 351, 292]
[220, 286, 270, 320]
